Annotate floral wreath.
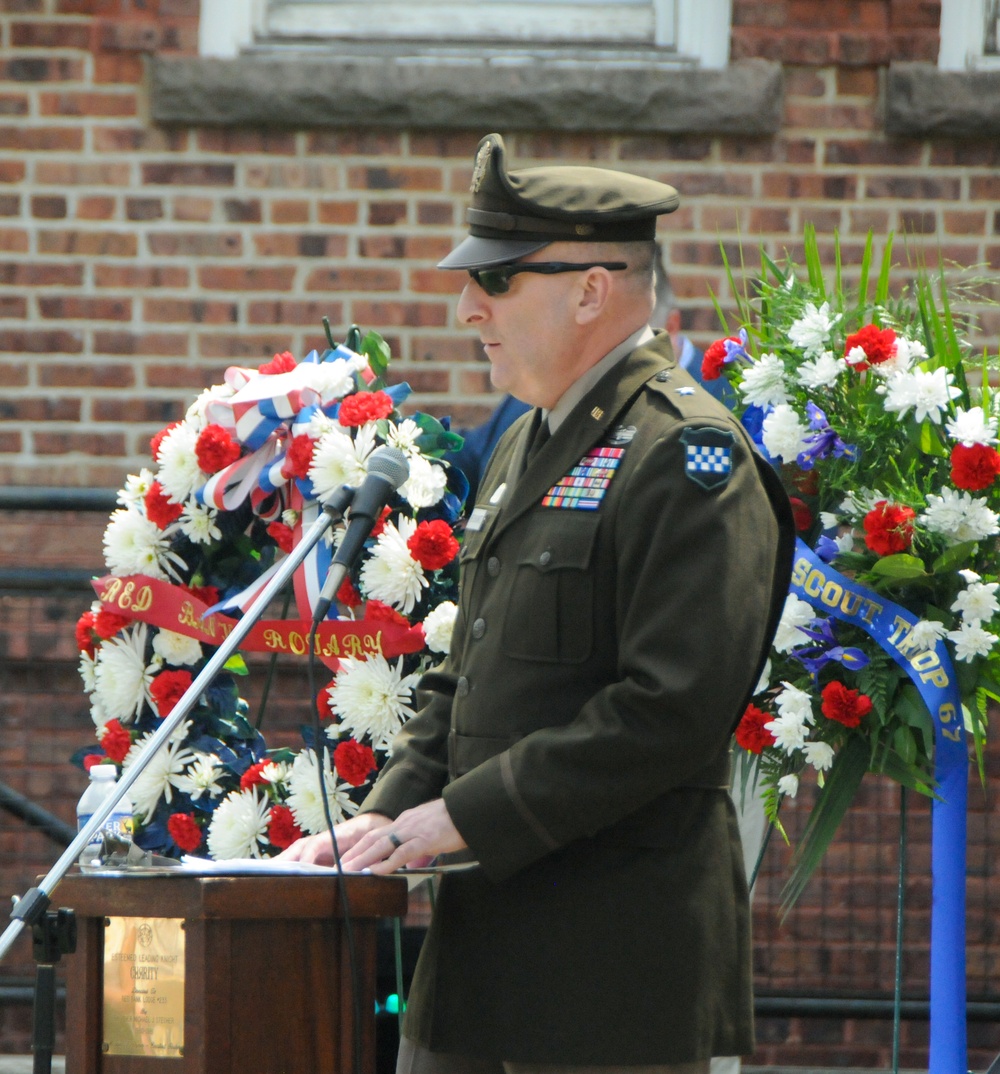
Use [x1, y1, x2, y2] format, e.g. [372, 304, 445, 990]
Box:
[707, 228, 998, 897]
[74, 328, 464, 861]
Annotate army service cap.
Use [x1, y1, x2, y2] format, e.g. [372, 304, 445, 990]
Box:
[438, 133, 680, 271]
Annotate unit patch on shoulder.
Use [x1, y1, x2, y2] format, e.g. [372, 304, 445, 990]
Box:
[680, 427, 735, 491]
[542, 446, 625, 510]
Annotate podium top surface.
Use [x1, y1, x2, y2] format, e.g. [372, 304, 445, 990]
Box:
[55, 870, 408, 921]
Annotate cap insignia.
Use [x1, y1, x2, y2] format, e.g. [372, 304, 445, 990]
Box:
[471, 142, 492, 193]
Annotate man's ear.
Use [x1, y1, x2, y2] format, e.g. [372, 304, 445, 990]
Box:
[574, 268, 613, 325]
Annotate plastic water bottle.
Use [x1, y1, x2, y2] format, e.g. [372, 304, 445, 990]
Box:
[76, 764, 133, 868]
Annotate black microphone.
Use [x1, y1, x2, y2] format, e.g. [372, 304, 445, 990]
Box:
[311, 446, 410, 624]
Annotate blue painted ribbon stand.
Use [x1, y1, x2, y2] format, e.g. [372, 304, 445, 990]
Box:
[789, 539, 968, 1073]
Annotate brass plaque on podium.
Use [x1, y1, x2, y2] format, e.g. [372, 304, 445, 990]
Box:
[103, 916, 185, 1057]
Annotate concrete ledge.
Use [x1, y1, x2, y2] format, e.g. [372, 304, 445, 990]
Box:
[885, 62, 1000, 138]
[150, 53, 783, 136]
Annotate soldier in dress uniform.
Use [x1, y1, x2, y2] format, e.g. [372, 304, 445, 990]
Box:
[281, 134, 795, 1074]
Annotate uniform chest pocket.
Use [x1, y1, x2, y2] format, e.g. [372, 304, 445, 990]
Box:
[501, 512, 601, 664]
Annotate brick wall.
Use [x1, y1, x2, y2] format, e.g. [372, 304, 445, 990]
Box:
[2, 0, 1000, 1065]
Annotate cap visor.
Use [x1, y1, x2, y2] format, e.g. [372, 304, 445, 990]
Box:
[437, 236, 548, 271]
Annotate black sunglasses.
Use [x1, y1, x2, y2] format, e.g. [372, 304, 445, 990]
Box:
[468, 261, 629, 296]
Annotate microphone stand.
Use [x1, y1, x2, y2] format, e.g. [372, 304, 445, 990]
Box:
[0, 486, 353, 966]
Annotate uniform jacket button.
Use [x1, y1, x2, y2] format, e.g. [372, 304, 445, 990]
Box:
[456, 676, 470, 697]
[471, 618, 486, 639]
[539, 550, 552, 566]
[487, 556, 501, 577]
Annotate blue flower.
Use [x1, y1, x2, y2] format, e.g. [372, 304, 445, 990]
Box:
[792, 617, 870, 680]
[796, 402, 857, 471]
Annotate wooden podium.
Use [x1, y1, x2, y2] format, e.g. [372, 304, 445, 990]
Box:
[57, 871, 407, 1074]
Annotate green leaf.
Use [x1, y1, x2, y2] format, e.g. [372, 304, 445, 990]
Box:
[857, 231, 875, 305]
[868, 553, 928, 580]
[780, 734, 869, 914]
[361, 329, 391, 377]
[874, 233, 894, 306]
[412, 412, 465, 456]
[223, 654, 249, 676]
[931, 541, 979, 575]
[892, 724, 917, 765]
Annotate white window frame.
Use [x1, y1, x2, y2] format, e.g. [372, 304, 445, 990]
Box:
[200, 0, 732, 69]
[939, 0, 1000, 69]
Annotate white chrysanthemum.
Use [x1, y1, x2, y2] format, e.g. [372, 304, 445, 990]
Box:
[89, 696, 109, 732]
[304, 411, 340, 438]
[285, 749, 358, 835]
[838, 487, 885, 521]
[156, 422, 206, 503]
[117, 468, 156, 509]
[883, 367, 962, 424]
[206, 788, 271, 860]
[952, 581, 1000, 624]
[309, 425, 375, 502]
[385, 418, 423, 456]
[739, 353, 788, 408]
[93, 623, 155, 724]
[103, 508, 184, 581]
[122, 720, 196, 820]
[152, 629, 203, 667]
[326, 654, 421, 752]
[788, 301, 840, 356]
[797, 350, 844, 390]
[422, 600, 458, 654]
[281, 508, 300, 528]
[773, 594, 815, 653]
[400, 455, 447, 510]
[179, 501, 222, 545]
[947, 622, 999, 663]
[845, 345, 868, 368]
[777, 774, 800, 798]
[79, 650, 97, 693]
[186, 381, 236, 429]
[879, 336, 925, 376]
[360, 516, 428, 614]
[776, 681, 816, 726]
[959, 569, 981, 584]
[306, 353, 368, 402]
[174, 754, 225, 800]
[946, 405, 998, 447]
[905, 619, 949, 653]
[259, 760, 290, 787]
[922, 487, 1000, 545]
[819, 511, 840, 530]
[765, 713, 807, 754]
[761, 404, 809, 463]
[804, 740, 835, 773]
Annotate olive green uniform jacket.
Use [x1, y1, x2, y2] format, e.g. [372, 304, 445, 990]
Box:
[364, 333, 795, 1065]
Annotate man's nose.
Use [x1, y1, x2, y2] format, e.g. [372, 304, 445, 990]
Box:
[456, 280, 488, 325]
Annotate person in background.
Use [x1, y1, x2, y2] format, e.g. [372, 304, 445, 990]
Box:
[282, 133, 794, 1074]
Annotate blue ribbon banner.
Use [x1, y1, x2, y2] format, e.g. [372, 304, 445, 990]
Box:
[789, 538, 968, 1073]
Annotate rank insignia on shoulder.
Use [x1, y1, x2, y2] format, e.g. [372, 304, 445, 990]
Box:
[542, 446, 625, 510]
[676, 386, 696, 396]
[680, 427, 735, 491]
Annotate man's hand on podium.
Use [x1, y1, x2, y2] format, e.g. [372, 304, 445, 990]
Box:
[275, 799, 468, 875]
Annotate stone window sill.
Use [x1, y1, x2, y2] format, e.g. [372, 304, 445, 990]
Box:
[885, 62, 1000, 138]
[150, 52, 783, 136]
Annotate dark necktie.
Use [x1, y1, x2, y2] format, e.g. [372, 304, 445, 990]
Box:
[525, 412, 551, 465]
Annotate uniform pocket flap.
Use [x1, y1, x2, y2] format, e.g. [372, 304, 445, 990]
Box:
[450, 729, 524, 775]
[512, 512, 601, 573]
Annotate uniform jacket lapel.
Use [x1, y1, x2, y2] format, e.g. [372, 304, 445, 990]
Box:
[491, 336, 674, 542]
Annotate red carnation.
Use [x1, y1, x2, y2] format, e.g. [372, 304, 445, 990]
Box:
[267, 804, 303, 849]
[950, 442, 1000, 492]
[788, 496, 814, 533]
[195, 424, 242, 475]
[318, 683, 336, 720]
[863, 500, 916, 557]
[370, 505, 392, 539]
[334, 739, 377, 787]
[259, 350, 297, 375]
[821, 680, 873, 728]
[167, 812, 203, 853]
[150, 422, 180, 462]
[735, 703, 776, 755]
[283, 434, 316, 479]
[407, 519, 460, 571]
[701, 337, 738, 381]
[240, 761, 271, 791]
[99, 719, 133, 764]
[267, 521, 295, 553]
[338, 391, 394, 427]
[337, 577, 362, 608]
[82, 754, 106, 772]
[364, 600, 410, 628]
[149, 669, 193, 717]
[144, 480, 184, 529]
[94, 607, 133, 640]
[844, 324, 896, 370]
[76, 610, 98, 656]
